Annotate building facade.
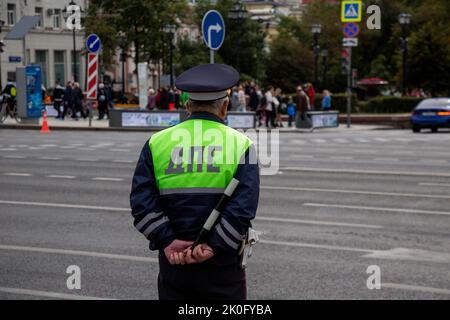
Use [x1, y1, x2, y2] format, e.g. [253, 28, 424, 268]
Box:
[0, 0, 87, 89]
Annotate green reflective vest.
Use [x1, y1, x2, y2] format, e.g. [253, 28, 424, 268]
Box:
[149, 118, 252, 194]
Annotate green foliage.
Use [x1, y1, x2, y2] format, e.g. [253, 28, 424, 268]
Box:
[86, 0, 189, 69]
[265, 37, 313, 93]
[359, 96, 423, 113]
[407, 23, 450, 95]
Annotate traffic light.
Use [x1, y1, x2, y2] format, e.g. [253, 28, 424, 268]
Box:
[341, 49, 351, 75]
[0, 41, 5, 53]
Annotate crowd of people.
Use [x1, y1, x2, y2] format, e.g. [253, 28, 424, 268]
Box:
[50, 81, 113, 121]
[145, 81, 332, 128]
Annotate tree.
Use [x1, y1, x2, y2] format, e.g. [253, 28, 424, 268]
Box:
[407, 23, 450, 95]
[265, 37, 313, 93]
[193, 0, 267, 80]
[85, 0, 188, 73]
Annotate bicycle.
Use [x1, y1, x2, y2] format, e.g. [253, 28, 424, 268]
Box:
[0, 94, 22, 123]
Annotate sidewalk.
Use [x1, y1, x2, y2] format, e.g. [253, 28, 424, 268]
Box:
[0, 116, 396, 132]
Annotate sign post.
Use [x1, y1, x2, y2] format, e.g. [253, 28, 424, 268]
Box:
[341, 1, 361, 129]
[202, 10, 225, 64]
[85, 34, 101, 127]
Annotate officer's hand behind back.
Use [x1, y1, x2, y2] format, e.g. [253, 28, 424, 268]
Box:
[164, 239, 194, 265]
[185, 243, 214, 264]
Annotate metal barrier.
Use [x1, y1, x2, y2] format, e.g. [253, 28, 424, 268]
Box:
[296, 111, 340, 130]
[109, 109, 257, 130]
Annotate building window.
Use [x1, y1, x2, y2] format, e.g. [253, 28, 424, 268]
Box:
[35, 7, 43, 28]
[53, 9, 61, 29]
[7, 4, 16, 26]
[71, 51, 81, 83]
[35, 50, 48, 87]
[54, 51, 65, 84]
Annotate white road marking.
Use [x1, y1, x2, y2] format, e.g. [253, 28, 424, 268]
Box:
[0, 244, 158, 263]
[304, 203, 450, 216]
[3, 173, 32, 177]
[312, 139, 327, 144]
[109, 149, 130, 152]
[92, 177, 124, 182]
[77, 148, 95, 151]
[419, 182, 450, 187]
[364, 248, 450, 264]
[291, 155, 314, 159]
[39, 157, 62, 160]
[76, 158, 98, 162]
[333, 138, 349, 143]
[0, 287, 115, 300]
[262, 186, 450, 200]
[60, 146, 76, 149]
[374, 158, 399, 162]
[259, 240, 373, 253]
[112, 160, 134, 163]
[0, 200, 129, 212]
[3, 155, 25, 159]
[329, 156, 353, 160]
[0, 148, 17, 151]
[419, 159, 449, 165]
[382, 283, 450, 296]
[256, 216, 381, 229]
[47, 175, 76, 179]
[281, 167, 450, 178]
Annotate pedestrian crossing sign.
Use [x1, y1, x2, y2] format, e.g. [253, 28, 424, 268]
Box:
[341, 1, 362, 22]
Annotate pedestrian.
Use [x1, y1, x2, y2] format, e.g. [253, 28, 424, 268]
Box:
[295, 86, 310, 129]
[52, 82, 65, 119]
[249, 85, 260, 112]
[97, 83, 109, 120]
[264, 86, 276, 128]
[230, 87, 239, 111]
[305, 83, 316, 111]
[72, 82, 87, 120]
[321, 90, 332, 111]
[130, 63, 260, 300]
[237, 85, 246, 112]
[287, 96, 296, 128]
[63, 81, 73, 120]
[275, 88, 284, 128]
[181, 91, 189, 108]
[147, 88, 156, 110]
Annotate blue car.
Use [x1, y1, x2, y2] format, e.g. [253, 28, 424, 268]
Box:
[411, 98, 450, 133]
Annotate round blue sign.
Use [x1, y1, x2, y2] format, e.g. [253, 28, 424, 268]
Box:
[343, 22, 360, 38]
[202, 10, 225, 51]
[86, 34, 101, 54]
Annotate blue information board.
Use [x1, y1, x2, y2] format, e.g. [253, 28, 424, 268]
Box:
[25, 65, 43, 118]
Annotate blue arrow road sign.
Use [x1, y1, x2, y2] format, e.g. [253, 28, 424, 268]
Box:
[202, 10, 225, 51]
[86, 34, 101, 54]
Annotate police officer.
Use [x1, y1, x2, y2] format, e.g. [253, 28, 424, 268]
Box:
[130, 64, 260, 300]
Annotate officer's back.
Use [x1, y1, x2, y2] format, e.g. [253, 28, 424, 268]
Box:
[130, 64, 260, 300]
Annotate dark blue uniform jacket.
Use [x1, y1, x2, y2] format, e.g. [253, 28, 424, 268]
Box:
[130, 113, 260, 264]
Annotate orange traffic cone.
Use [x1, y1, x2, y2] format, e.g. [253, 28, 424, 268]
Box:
[40, 111, 51, 134]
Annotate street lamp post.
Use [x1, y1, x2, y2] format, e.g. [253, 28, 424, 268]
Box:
[119, 35, 127, 103]
[228, 1, 248, 72]
[311, 23, 322, 89]
[321, 49, 329, 89]
[163, 24, 177, 89]
[399, 13, 411, 96]
[63, 0, 79, 83]
[0, 19, 5, 90]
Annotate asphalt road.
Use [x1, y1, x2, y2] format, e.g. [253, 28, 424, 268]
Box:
[0, 127, 449, 300]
